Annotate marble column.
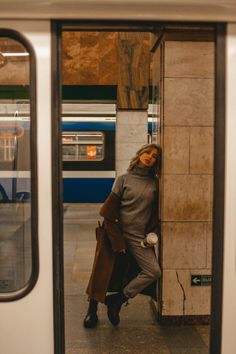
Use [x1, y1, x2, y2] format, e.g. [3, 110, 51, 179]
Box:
[116, 33, 150, 176]
[160, 40, 215, 320]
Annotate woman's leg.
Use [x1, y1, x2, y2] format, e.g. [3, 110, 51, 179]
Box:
[105, 241, 161, 326]
[83, 299, 98, 328]
[123, 241, 161, 298]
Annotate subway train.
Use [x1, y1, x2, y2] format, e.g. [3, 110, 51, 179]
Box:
[0, 2, 236, 354]
[62, 103, 116, 203]
[0, 103, 116, 203]
[0, 102, 153, 203]
[62, 103, 154, 202]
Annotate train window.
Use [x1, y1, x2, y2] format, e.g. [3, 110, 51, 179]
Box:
[0, 31, 38, 300]
[62, 131, 105, 161]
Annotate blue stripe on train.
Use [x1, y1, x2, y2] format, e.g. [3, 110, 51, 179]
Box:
[63, 121, 152, 132]
[63, 178, 115, 203]
[62, 122, 115, 131]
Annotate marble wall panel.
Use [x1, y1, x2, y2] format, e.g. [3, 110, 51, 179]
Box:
[0, 39, 29, 84]
[62, 31, 119, 85]
[162, 269, 211, 316]
[162, 270, 183, 315]
[117, 123, 148, 143]
[116, 142, 147, 162]
[162, 175, 212, 221]
[162, 222, 208, 269]
[164, 41, 214, 78]
[117, 110, 149, 125]
[62, 32, 81, 84]
[99, 32, 118, 85]
[117, 32, 150, 109]
[116, 110, 148, 175]
[116, 159, 132, 176]
[164, 78, 214, 126]
[62, 31, 150, 86]
[163, 127, 189, 174]
[190, 127, 214, 174]
[79, 32, 100, 85]
[0, 61, 29, 85]
[206, 223, 213, 269]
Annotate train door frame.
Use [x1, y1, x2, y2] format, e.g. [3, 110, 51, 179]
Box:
[51, 21, 226, 354]
[0, 20, 54, 354]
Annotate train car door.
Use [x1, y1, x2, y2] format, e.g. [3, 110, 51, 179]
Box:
[0, 21, 55, 354]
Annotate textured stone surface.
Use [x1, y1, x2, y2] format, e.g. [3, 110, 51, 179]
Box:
[164, 41, 214, 78]
[116, 110, 148, 175]
[164, 78, 214, 127]
[206, 223, 213, 269]
[79, 32, 100, 84]
[0, 38, 29, 85]
[0, 61, 29, 85]
[157, 38, 214, 322]
[117, 32, 150, 109]
[162, 270, 211, 316]
[190, 127, 214, 174]
[62, 31, 150, 87]
[64, 204, 210, 354]
[162, 222, 208, 269]
[163, 127, 190, 174]
[99, 32, 118, 85]
[62, 32, 118, 85]
[162, 175, 212, 221]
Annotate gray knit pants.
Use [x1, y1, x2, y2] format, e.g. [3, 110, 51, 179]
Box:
[123, 238, 161, 298]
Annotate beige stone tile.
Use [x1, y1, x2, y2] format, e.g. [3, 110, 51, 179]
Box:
[162, 269, 211, 316]
[164, 41, 214, 78]
[99, 33, 118, 85]
[162, 175, 212, 221]
[0, 61, 29, 85]
[162, 222, 207, 269]
[190, 127, 214, 174]
[164, 78, 214, 126]
[117, 110, 148, 125]
[206, 222, 213, 269]
[163, 127, 190, 174]
[79, 33, 100, 84]
[185, 270, 211, 315]
[62, 32, 81, 85]
[0, 66, 9, 84]
[117, 123, 148, 143]
[162, 270, 185, 316]
[116, 142, 145, 161]
[116, 159, 131, 176]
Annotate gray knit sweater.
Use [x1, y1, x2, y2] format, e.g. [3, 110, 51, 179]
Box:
[112, 166, 157, 238]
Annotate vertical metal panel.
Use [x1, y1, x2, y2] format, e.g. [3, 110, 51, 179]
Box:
[0, 20, 54, 354]
[51, 20, 65, 354]
[220, 23, 236, 354]
[210, 23, 226, 354]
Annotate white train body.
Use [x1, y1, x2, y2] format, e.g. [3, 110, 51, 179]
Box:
[0, 2, 235, 354]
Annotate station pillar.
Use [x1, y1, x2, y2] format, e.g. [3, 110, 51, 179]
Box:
[116, 32, 150, 175]
[151, 28, 215, 324]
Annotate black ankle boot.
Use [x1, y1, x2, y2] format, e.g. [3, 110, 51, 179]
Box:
[83, 299, 98, 328]
[105, 292, 128, 326]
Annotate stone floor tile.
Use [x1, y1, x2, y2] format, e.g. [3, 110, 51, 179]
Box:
[64, 204, 210, 354]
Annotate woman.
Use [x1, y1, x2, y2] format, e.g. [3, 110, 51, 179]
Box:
[84, 143, 162, 328]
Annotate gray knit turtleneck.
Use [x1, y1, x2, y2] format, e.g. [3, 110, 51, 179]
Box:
[112, 166, 157, 237]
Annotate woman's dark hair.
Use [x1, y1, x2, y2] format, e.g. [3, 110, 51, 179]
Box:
[127, 143, 162, 176]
